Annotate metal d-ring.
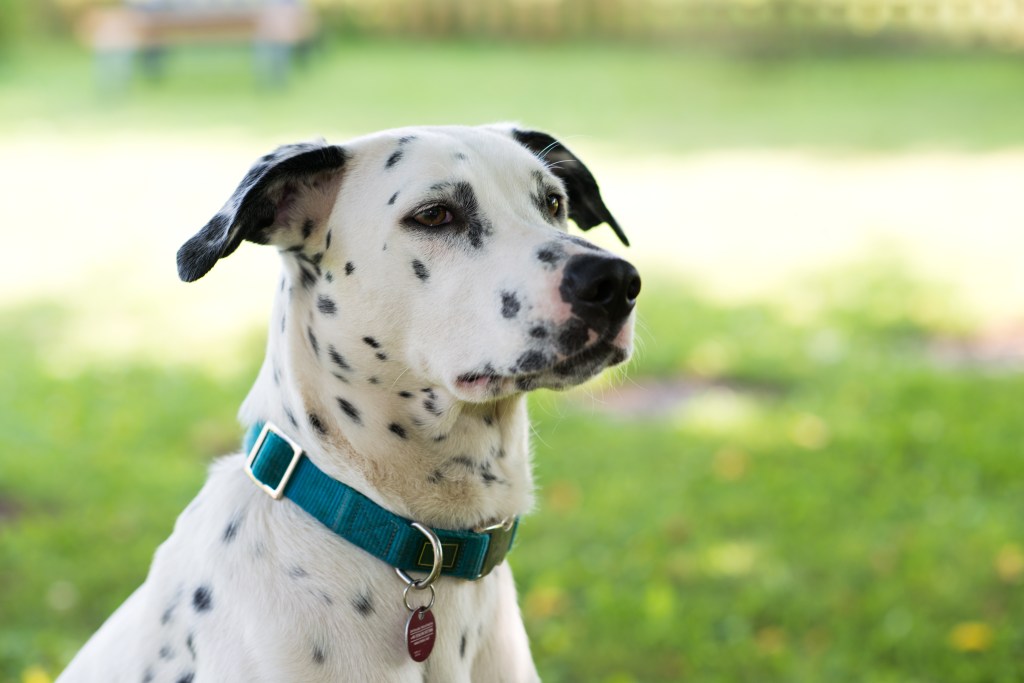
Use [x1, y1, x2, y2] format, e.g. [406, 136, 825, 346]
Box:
[395, 522, 444, 591]
[403, 582, 436, 612]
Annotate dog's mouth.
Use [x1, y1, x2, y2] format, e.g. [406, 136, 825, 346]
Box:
[455, 339, 630, 398]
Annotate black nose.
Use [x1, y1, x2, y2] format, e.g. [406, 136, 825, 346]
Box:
[559, 254, 641, 330]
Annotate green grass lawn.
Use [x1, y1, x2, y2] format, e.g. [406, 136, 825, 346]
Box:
[2, 39, 1024, 152]
[2, 39, 1024, 682]
[2, 271, 1022, 682]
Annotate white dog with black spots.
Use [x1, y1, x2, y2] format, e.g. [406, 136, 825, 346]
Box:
[60, 124, 640, 683]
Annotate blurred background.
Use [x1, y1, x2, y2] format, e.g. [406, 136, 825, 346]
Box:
[2, 1, 1023, 681]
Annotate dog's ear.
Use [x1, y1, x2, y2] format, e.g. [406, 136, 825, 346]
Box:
[511, 129, 628, 246]
[177, 142, 348, 282]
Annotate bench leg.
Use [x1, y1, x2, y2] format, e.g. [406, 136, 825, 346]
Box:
[95, 49, 135, 93]
[140, 45, 167, 82]
[255, 41, 291, 87]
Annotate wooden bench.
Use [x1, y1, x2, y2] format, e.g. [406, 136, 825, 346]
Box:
[79, 1, 317, 88]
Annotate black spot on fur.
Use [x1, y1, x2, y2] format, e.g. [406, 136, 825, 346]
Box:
[450, 455, 475, 469]
[398, 390, 413, 398]
[284, 406, 299, 429]
[325, 271, 334, 282]
[375, 351, 388, 361]
[536, 243, 566, 269]
[280, 314, 286, 335]
[345, 261, 355, 276]
[307, 326, 319, 355]
[312, 646, 326, 665]
[389, 423, 408, 439]
[223, 514, 242, 543]
[501, 291, 521, 319]
[308, 412, 327, 434]
[289, 566, 308, 579]
[316, 295, 337, 315]
[299, 265, 317, 290]
[423, 399, 442, 416]
[460, 632, 468, 658]
[302, 218, 314, 239]
[192, 586, 212, 613]
[142, 667, 155, 683]
[427, 469, 444, 484]
[466, 220, 491, 250]
[363, 336, 381, 349]
[176, 674, 194, 683]
[530, 325, 548, 339]
[454, 152, 468, 161]
[325, 230, 332, 249]
[398, 135, 417, 145]
[186, 633, 196, 660]
[160, 594, 179, 625]
[328, 345, 350, 370]
[367, 376, 380, 385]
[483, 415, 493, 426]
[388, 191, 399, 206]
[412, 259, 430, 281]
[515, 350, 547, 373]
[433, 434, 447, 442]
[479, 460, 502, 485]
[159, 644, 174, 660]
[385, 149, 403, 169]
[337, 397, 362, 424]
[353, 593, 375, 616]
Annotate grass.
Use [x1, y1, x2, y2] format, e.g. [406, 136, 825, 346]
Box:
[2, 270, 1023, 682]
[2, 39, 1024, 152]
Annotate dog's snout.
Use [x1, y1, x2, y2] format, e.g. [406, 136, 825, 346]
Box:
[560, 254, 641, 328]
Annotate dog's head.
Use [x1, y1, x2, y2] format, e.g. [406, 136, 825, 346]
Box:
[178, 125, 640, 401]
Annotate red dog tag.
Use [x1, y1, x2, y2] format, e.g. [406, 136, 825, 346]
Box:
[405, 607, 436, 662]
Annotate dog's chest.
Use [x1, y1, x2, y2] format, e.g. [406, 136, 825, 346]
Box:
[134, 457, 501, 682]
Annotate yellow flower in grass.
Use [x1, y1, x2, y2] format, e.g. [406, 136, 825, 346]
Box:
[21, 666, 51, 683]
[948, 621, 994, 652]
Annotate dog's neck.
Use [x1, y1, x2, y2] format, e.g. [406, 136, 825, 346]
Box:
[239, 275, 535, 530]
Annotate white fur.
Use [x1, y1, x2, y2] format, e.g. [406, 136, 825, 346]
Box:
[60, 125, 635, 683]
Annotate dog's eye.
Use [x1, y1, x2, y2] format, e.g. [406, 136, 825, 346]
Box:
[413, 206, 453, 227]
[546, 194, 561, 217]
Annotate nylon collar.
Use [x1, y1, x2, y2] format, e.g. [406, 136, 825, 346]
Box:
[243, 422, 518, 581]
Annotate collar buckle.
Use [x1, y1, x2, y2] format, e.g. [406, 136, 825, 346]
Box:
[475, 518, 518, 579]
[245, 421, 303, 500]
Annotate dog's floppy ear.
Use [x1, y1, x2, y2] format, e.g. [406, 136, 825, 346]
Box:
[511, 129, 628, 246]
[177, 141, 348, 282]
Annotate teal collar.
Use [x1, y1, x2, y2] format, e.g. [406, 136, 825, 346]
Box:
[243, 422, 518, 581]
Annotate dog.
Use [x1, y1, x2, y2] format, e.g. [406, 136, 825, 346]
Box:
[59, 124, 640, 683]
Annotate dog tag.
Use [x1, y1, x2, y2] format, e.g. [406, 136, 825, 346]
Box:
[405, 607, 436, 662]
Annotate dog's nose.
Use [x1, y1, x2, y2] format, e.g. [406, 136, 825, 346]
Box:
[559, 254, 641, 329]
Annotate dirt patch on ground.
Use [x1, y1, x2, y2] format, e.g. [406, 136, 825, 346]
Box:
[0, 495, 24, 523]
